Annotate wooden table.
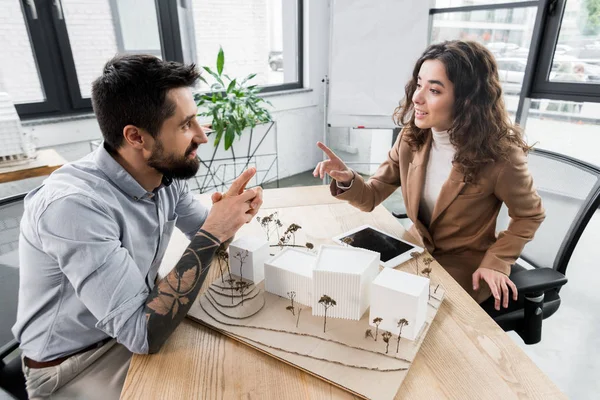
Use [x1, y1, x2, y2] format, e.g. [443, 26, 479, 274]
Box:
[122, 185, 565, 399]
[0, 149, 66, 184]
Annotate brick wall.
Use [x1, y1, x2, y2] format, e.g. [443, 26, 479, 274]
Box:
[62, 0, 119, 98]
[190, 0, 271, 86]
[0, 0, 45, 103]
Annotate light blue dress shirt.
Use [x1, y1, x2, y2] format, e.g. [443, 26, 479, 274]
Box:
[12, 144, 208, 361]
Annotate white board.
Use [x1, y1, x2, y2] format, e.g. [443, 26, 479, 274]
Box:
[327, 0, 431, 128]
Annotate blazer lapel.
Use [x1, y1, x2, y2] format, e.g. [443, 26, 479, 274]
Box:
[429, 165, 466, 227]
[405, 134, 432, 222]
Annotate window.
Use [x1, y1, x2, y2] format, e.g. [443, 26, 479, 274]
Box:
[430, 2, 538, 118]
[183, 0, 301, 92]
[531, 0, 600, 101]
[524, 99, 600, 165]
[0, 0, 303, 119]
[0, 1, 45, 104]
[430, 0, 600, 163]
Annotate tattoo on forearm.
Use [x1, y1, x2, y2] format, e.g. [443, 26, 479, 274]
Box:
[145, 228, 222, 353]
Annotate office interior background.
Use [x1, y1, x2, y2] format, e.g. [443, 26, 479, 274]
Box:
[0, 0, 599, 398]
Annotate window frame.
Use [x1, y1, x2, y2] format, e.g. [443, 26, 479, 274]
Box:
[528, 0, 600, 103]
[12, 0, 304, 120]
[430, 0, 600, 127]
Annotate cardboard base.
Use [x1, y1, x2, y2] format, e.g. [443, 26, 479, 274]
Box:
[188, 278, 445, 400]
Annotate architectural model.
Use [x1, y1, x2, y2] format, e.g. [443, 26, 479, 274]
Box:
[190, 230, 445, 399]
[311, 245, 380, 320]
[228, 236, 270, 284]
[263, 247, 317, 307]
[369, 268, 429, 341]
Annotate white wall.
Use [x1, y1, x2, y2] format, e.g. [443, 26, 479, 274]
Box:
[0, 0, 330, 198]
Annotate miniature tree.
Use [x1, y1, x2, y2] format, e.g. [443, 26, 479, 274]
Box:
[256, 212, 282, 241]
[372, 317, 383, 341]
[268, 222, 313, 250]
[421, 266, 432, 299]
[365, 329, 374, 340]
[225, 277, 237, 304]
[233, 250, 250, 282]
[396, 318, 409, 353]
[423, 257, 433, 269]
[296, 307, 303, 328]
[382, 331, 393, 354]
[235, 280, 251, 306]
[287, 291, 296, 310]
[215, 248, 230, 283]
[341, 237, 354, 247]
[318, 295, 337, 333]
[410, 251, 421, 275]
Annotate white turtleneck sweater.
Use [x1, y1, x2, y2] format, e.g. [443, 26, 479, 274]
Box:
[419, 129, 456, 226]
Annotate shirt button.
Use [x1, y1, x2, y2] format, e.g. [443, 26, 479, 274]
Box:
[133, 196, 139, 200]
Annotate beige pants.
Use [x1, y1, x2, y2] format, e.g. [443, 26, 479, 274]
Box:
[22, 340, 132, 399]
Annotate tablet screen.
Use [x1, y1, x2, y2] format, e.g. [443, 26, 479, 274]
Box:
[339, 227, 415, 262]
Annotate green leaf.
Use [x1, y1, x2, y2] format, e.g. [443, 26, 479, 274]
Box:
[226, 79, 237, 93]
[203, 66, 224, 87]
[241, 73, 257, 86]
[217, 47, 225, 75]
[224, 124, 235, 150]
[213, 127, 224, 147]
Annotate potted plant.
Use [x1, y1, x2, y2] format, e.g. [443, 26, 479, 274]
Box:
[194, 47, 276, 193]
[196, 46, 273, 151]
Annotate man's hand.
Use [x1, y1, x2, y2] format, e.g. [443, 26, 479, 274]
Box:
[473, 268, 518, 310]
[202, 168, 263, 241]
[210, 167, 263, 219]
[313, 141, 354, 184]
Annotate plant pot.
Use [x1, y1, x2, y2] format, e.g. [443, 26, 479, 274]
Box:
[193, 121, 278, 193]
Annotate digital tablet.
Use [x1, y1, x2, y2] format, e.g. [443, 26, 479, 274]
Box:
[332, 225, 424, 268]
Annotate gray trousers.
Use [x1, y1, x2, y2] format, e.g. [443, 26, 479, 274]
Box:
[22, 340, 132, 399]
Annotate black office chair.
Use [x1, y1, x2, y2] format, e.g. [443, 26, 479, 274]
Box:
[0, 193, 27, 400]
[481, 149, 600, 344]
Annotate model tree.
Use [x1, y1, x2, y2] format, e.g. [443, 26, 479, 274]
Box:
[225, 277, 237, 304]
[287, 291, 296, 311]
[382, 331, 393, 354]
[215, 248, 229, 284]
[421, 265, 432, 299]
[372, 317, 383, 341]
[410, 251, 421, 275]
[296, 307, 303, 328]
[341, 237, 354, 247]
[396, 318, 409, 353]
[233, 250, 249, 282]
[256, 212, 282, 241]
[235, 280, 251, 306]
[318, 295, 337, 333]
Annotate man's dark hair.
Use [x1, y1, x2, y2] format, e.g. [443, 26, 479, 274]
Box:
[91, 54, 200, 153]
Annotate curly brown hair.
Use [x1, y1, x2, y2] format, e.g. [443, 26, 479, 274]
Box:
[393, 40, 529, 182]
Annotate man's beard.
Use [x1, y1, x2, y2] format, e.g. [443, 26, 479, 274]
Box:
[147, 139, 200, 180]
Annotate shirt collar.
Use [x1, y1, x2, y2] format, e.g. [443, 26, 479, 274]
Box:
[94, 143, 172, 201]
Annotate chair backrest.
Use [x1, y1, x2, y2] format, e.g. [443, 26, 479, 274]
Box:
[0, 193, 25, 263]
[0, 193, 25, 356]
[496, 149, 600, 275]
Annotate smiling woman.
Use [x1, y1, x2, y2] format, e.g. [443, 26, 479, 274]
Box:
[315, 40, 545, 312]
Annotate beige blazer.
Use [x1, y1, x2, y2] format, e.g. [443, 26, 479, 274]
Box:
[331, 132, 545, 299]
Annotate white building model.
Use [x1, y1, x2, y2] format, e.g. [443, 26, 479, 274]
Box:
[369, 268, 429, 341]
[264, 248, 317, 307]
[312, 245, 380, 320]
[229, 236, 270, 284]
